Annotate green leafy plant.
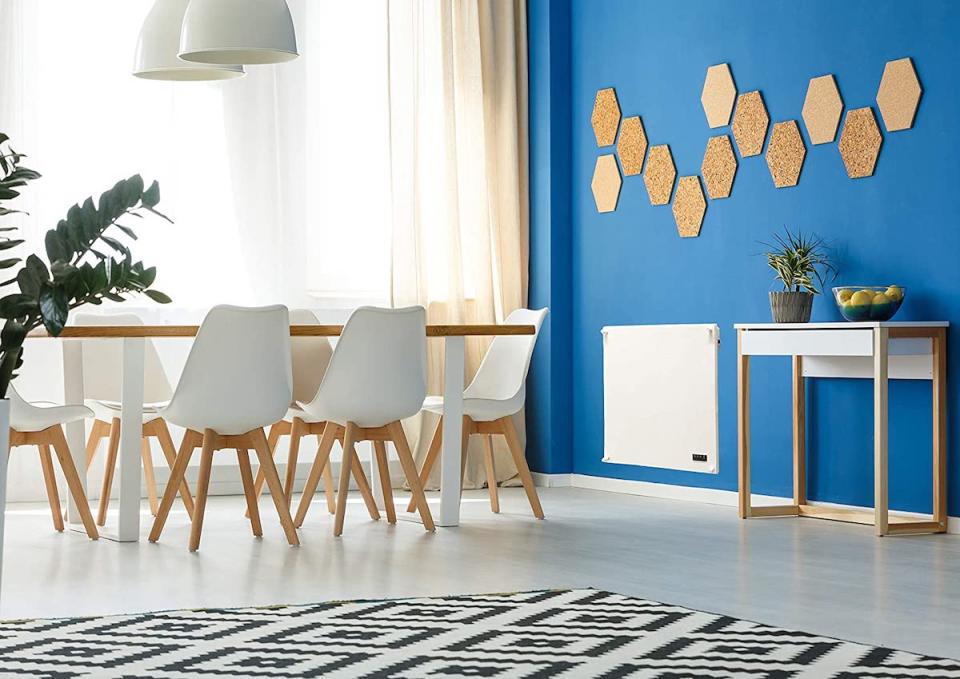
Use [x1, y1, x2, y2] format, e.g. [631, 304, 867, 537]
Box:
[762, 228, 837, 294]
[0, 133, 172, 398]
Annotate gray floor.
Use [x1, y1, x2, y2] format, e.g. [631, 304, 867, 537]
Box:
[1, 487, 958, 659]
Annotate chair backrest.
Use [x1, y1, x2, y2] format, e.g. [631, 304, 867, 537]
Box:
[304, 306, 426, 428]
[162, 305, 292, 435]
[463, 308, 548, 402]
[74, 312, 172, 404]
[289, 309, 333, 404]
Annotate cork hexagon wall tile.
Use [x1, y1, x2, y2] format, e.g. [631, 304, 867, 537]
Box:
[802, 74, 843, 144]
[731, 91, 769, 157]
[643, 145, 676, 206]
[701, 135, 737, 199]
[616, 116, 648, 176]
[700, 63, 737, 128]
[876, 57, 922, 132]
[765, 121, 806, 188]
[672, 176, 707, 238]
[591, 154, 622, 213]
[838, 107, 883, 179]
[591, 88, 621, 147]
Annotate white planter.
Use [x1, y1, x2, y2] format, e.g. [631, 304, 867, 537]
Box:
[0, 397, 9, 599]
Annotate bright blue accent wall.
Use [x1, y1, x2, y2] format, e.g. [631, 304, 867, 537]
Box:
[527, 0, 960, 516]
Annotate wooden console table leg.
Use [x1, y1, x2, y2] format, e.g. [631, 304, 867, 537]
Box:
[933, 328, 948, 532]
[792, 355, 807, 506]
[738, 330, 751, 518]
[874, 327, 889, 537]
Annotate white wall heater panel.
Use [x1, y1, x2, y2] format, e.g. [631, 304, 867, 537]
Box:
[602, 324, 719, 473]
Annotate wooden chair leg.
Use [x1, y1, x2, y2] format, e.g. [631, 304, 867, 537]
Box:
[49, 426, 98, 540]
[481, 434, 500, 513]
[236, 447, 262, 538]
[283, 418, 305, 508]
[149, 430, 200, 543]
[154, 419, 195, 519]
[248, 420, 286, 517]
[373, 441, 396, 524]
[250, 428, 300, 546]
[84, 419, 109, 470]
[333, 423, 359, 536]
[499, 416, 544, 519]
[38, 444, 64, 531]
[321, 449, 336, 515]
[294, 423, 339, 528]
[388, 421, 435, 532]
[96, 417, 121, 526]
[189, 429, 217, 552]
[142, 438, 159, 516]
[351, 454, 381, 521]
[407, 419, 442, 512]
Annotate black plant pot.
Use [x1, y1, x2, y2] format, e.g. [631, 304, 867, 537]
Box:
[769, 291, 814, 323]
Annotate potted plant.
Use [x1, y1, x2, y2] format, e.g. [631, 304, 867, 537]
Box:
[762, 229, 836, 323]
[0, 131, 171, 426]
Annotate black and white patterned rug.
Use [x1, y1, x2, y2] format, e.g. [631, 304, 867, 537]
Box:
[0, 589, 955, 678]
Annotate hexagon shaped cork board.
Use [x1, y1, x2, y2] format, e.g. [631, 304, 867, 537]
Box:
[672, 176, 706, 238]
[802, 74, 843, 144]
[876, 57, 922, 132]
[591, 88, 621, 147]
[616, 116, 648, 176]
[765, 121, 806, 188]
[643, 145, 676, 206]
[838, 107, 882, 179]
[701, 135, 737, 199]
[591, 154, 622, 213]
[700, 63, 737, 128]
[732, 91, 769, 157]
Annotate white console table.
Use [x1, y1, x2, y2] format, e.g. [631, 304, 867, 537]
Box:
[735, 321, 948, 536]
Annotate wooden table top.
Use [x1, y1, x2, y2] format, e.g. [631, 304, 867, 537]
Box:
[27, 324, 535, 339]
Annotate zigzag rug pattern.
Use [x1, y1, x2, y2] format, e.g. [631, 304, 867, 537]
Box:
[0, 589, 956, 678]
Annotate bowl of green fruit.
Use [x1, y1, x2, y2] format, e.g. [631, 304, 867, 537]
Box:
[833, 285, 905, 322]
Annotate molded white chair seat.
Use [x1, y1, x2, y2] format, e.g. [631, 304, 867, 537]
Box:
[285, 404, 323, 424]
[149, 305, 299, 551]
[421, 394, 523, 423]
[87, 399, 166, 424]
[10, 398, 92, 433]
[7, 387, 99, 539]
[295, 306, 435, 535]
[412, 308, 548, 518]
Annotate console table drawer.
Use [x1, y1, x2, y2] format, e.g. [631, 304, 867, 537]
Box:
[740, 329, 873, 357]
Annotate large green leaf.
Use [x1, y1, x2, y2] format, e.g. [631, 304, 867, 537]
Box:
[144, 289, 172, 304]
[38, 285, 69, 335]
[142, 180, 160, 208]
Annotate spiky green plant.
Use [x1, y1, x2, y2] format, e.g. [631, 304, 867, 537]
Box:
[0, 133, 172, 397]
[762, 228, 837, 294]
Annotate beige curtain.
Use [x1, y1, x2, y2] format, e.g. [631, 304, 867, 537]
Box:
[387, 0, 529, 488]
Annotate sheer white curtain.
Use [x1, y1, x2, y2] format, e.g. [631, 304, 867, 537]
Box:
[388, 0, 530, 488]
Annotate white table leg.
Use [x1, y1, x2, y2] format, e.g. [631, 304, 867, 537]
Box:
[874, 327, 889, 537]
[439, 336, 465, 527]
[62, 340, 86, 526]
[111, 338, 145, 542]
[0, 399, 9, 605]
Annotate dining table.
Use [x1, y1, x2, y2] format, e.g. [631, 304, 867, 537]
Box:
[7, 322, 535, 543]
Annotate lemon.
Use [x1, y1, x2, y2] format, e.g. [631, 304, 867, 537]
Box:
[837, 288, 854, 303]
[873, 292, 890, 305]
[850, 290, 874, 307]
[885, 285, 903, 302]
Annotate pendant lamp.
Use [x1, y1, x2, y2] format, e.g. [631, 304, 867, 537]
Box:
[178, 0, 299, 66]
[134, 0, 245, 81]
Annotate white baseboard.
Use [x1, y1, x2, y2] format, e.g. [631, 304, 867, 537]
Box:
[532, 472, 960, 535]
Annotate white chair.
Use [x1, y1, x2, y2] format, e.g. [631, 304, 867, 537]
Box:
[8, 387, 99, 539]
[294, 306, 435, 536]
[410, 308, 547, 518]
[148, 305, 299, 551]
[75, 312, 194, 525]
[246, 309, 364, 517]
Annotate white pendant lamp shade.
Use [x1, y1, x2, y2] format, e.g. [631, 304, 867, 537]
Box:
[179, 0, 299, 66]
[134, 0, 244, 81]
